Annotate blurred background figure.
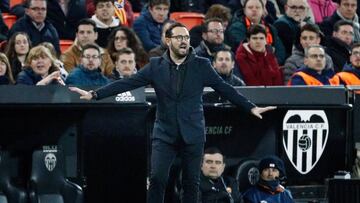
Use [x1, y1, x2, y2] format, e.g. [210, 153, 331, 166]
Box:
[0, 53, 15, 84]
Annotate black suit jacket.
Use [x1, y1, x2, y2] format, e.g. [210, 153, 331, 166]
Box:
[95, 49, 255, 144]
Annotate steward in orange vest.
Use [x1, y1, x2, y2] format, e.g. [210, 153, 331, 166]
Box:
[333, 64, 360, 85]
[288, 67, 339, 86]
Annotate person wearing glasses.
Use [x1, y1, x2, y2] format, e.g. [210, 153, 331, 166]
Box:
[287, 45, 339, 86]
[195, 18, 231, 62]
[8, 0, 60, 54]
[273, 0, 311, 59]
[70, 22, 276, 203]
[65, 43, 109, 86]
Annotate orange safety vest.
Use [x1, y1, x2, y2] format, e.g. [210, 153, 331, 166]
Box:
[288, 71, 340, 86]
[335, 72, 360, 85]
[245, 17, 273, 45]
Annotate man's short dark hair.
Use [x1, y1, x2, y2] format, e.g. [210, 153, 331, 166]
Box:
[94, 0, 113, 7]
[82, 43, 101, 55]
[76, 18, 97, 33]
[300, 23, 322, 37]
[149, 0, 170, 8]
[243, 0, 264, 9]
[204, 147, 224, 157]
[334, 20, 354, 32]
[114, 47, 135, 61]
[25, 0, 47, 8]
[205, 4, 232, 23]
[165, 22, 187, 38]
[246, 24, 266, 39]
[213, 49, 234, 62]
[351, 42, 360, 52]
[201, 17, 223, 33]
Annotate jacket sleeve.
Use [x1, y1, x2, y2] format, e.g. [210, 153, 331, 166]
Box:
[282, 58, 298, 84]
[270, 25, 286, 65]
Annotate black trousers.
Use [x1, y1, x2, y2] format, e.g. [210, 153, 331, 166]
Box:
[148, 138, 204, 203]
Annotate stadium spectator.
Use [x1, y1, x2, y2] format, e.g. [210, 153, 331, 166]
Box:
[149, 19, 175, 57]
[307, 0, 338, 23]
[199, 147, 242, 203]
[282, 23, 334, 84]
[107, 26, 149, 68]
[325, 20, 353, 72]
[47, 0, 87, 40]
[40, 42, 68, 80]
[320, 0, 360, 42]
[5, 32, 31, 79]
[169, 0, 205, 13]
[333, 42, 360, 85]
[0, 53, 15, 84]
[8, 0, 60, 53]
[195, 18, 230, 62]
[0, 10, 8, 42]
[109, 47, 137, 80]
[226, 0, 286, 64]
[0, 0, 9, 13]
[235, 24, 283, 86]
[133, 0, 170, 51]
[92, 0, 121, 48]
[16, 45, 65, 85]
[60, 18, 113, 76]
[287, 45, 338, 86]
[243, 155, 294, 203]
[66, 43, 110, 85]
[213, 49, 245, 86]
[273, 0, 311, 59]
[190, 4, 232, 48]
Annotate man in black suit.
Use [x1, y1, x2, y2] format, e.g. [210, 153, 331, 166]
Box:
[70, 22, 276, 203]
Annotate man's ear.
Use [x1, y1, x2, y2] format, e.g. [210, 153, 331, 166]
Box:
[165, 37, 171, 47]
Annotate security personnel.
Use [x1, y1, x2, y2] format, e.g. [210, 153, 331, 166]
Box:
[288, 45, 339, 86]
[334, 43, 360, 85]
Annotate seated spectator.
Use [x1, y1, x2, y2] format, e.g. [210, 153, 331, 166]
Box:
[5, 32, 32, 79]
[273, 0, 311, 59]
[190, 4, 232, 48]
[199, 147, 241, 203]
[0, 53, 15, 84]
[213, 49, 245, 86]
[133, 0, 170, 51]
[66, 43, 110, 86]
[235, 24, 283, 86]
[40, 42, 68, 80]
[8, 0, 60, 53]
[195, 18, 231, 62]
[0, 10, 8, 42]
[320, 0, 360, 42]
[149, 19, 175, 58]
[107, 26, 149, 68]
[282, 23, 334, 83]
[110, 47, 137, 80]
[308, 0, 338, 23]
[47, 0, 87, 40]
[61, 18, 113, 76]
[169, 0, 205, 13]
[226, 0, 286, 64]
[92, 0, 121, 48]
[0, 0, 9, 13]
[288, 45, 339, 86]
[16, 45, 65, 85]
[334, 42, 360, 85]
[325, 20, 353, 72]
[243, 155, 294, 203]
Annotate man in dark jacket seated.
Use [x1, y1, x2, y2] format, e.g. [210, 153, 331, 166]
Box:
[199, 147, 242, 203]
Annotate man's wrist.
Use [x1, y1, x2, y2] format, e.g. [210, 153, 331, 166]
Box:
[89, 90, 98, 100]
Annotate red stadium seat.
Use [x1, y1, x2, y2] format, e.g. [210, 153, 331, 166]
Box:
[170, 12, 205, 30]
[3, 14, 17, 29]
[59, 39, 74, 53]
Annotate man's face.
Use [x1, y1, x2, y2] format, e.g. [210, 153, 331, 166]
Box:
[350, 47, 360, 68]
[248, 32, 267, 52]
[304, 47, 326, 73]
[201, 153, 225, 179]
[115, 53, 136, 77]
[202, 21, 224, 45]
[244, 0, 264, 23]
[339, 0, 357, 20]
[333, 25, 354, 45]
[25, 0, 47, 24]
[81, 48, 101, 71]
[76, 25, 98, 47]
[149, 4, 169, 23]
[166, 27, 190, 58]
[213, 51, 234, 75]
[285, 0, 307, 22]
[300, 31, 320, 49]
[95, 1, 115, 23]
[260, 168, 280, 181]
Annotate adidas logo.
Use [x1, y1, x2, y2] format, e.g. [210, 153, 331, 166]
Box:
[115, 91, 135, 102]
